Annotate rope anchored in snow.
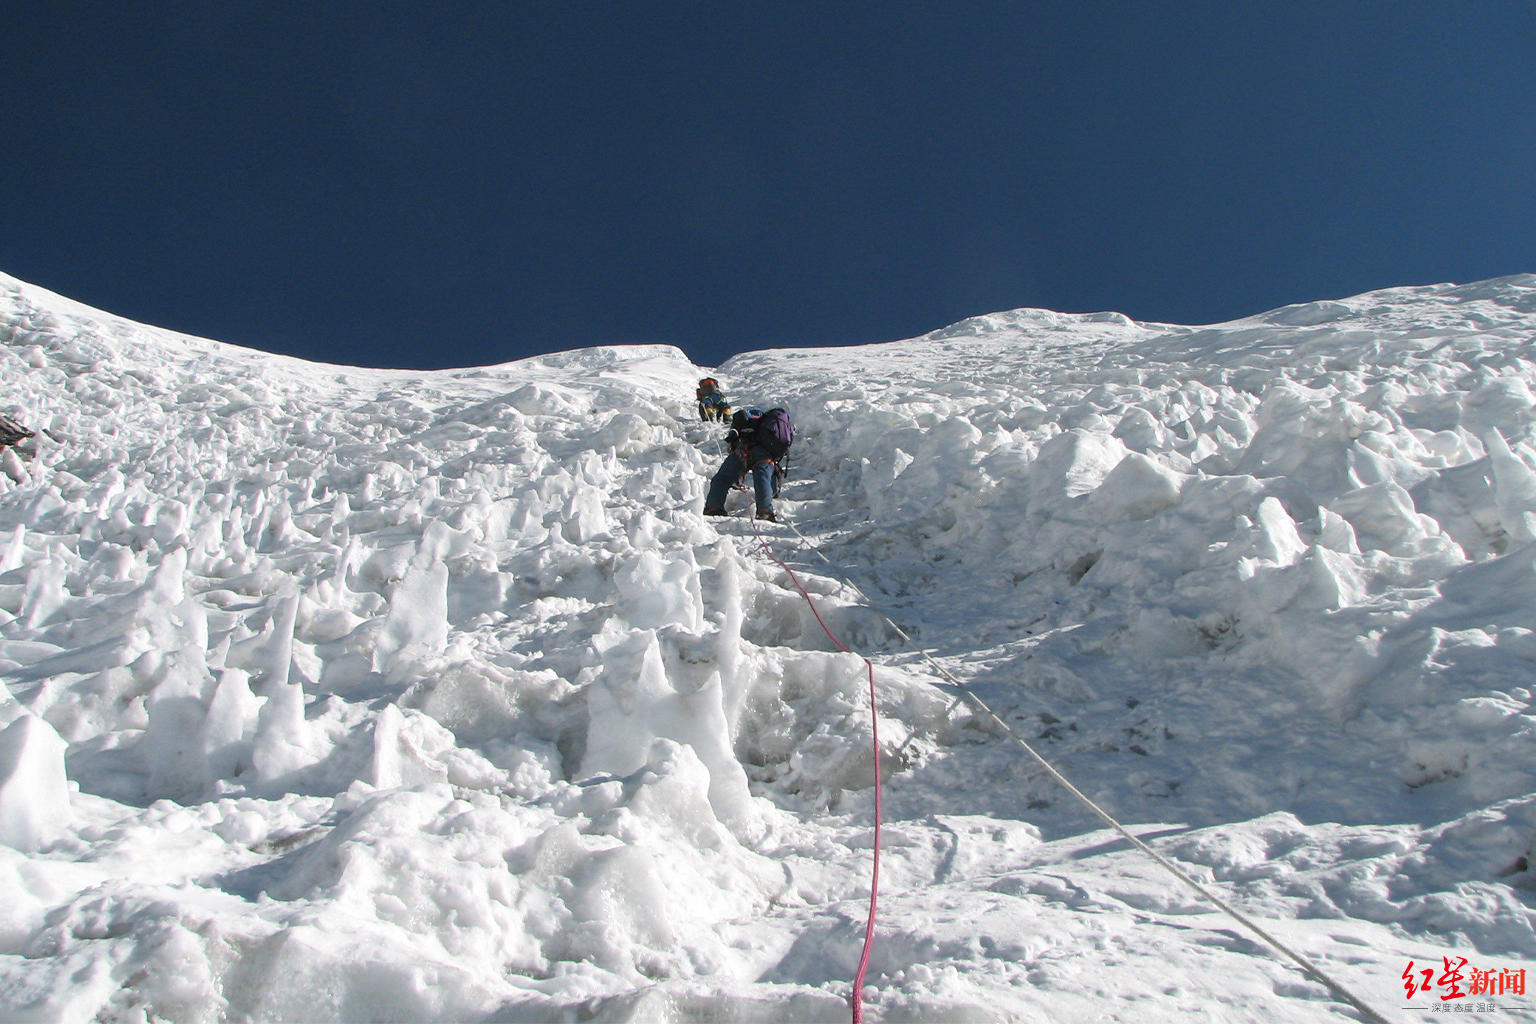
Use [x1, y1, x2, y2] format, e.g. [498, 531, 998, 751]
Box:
[767, 516, 1391, 1024]
[747, 514, 882, 1024]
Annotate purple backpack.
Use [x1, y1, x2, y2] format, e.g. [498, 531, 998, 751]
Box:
[756, 407, 794, 458]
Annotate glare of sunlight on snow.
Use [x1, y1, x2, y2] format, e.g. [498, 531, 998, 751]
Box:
[2, 271, 1536, 1021]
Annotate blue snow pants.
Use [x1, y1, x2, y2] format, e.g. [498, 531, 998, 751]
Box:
[705, 444, 777, 515]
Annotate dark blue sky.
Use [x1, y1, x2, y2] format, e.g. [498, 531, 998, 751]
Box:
[6, 3, 1535, 370]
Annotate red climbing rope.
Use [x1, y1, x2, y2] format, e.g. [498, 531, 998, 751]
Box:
[749, 515, 882, 1024]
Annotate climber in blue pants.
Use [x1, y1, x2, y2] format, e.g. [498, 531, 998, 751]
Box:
[703, 407, 792, 522]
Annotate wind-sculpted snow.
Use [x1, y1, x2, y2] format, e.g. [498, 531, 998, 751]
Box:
[1, 270, 1535, 1021]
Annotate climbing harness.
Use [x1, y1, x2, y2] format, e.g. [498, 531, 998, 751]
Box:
[733, 455, 787, 499]
[753, 513, 1390, 1024]
[748, 514, 882, 1024]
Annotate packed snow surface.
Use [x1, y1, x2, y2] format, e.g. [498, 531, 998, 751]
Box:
[1, 270, 1535, 1022]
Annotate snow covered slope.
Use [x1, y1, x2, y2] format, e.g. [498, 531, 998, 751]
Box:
[1, 269, 1534, 1022]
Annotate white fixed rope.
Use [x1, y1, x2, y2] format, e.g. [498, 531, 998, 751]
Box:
[774, 515, 1390, 1024]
